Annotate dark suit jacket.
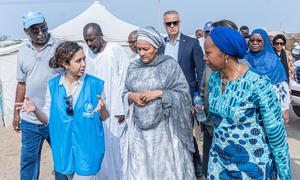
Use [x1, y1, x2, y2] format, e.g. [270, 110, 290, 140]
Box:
[163, 33, 205, 97]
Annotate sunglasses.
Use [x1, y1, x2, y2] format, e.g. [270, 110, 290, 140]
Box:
[249, 39, 263, 44]
[29, 25, 48, 35]
[274, 42, 285, 46]
[165, 21, 179, 27]
[65, 95, 74, 116]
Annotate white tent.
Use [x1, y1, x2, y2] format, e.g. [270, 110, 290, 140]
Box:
[0, 52, 18, 127]
[51, 0, 139, 42]
[0, 1, 139, 127]
[0, 43, 25, 56]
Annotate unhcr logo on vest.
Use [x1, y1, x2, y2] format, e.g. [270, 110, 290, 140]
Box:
[83, 102, 94, 118]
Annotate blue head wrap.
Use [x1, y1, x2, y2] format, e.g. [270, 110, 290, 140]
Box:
[245, 29, 287, 84]
[210, 27, 248, 59]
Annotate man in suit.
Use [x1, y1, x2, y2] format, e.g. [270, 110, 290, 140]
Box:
[162, 10, 205, 179]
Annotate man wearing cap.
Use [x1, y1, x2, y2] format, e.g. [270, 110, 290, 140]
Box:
[162, 10, 205, 179]
[13, 11, 64, 180]
[198, 21, 213, 53]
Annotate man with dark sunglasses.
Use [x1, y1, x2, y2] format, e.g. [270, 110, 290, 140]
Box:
[13, 11, 65, 180]
[162, 10, 205, 179]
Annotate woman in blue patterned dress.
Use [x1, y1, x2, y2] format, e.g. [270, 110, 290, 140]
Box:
[203, 27, 291, 179]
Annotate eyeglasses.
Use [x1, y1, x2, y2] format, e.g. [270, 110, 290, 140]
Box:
[128, 40, 136, 46]
[274, 42, 285, 46]
[165, 21, 179, 27]
[28, 24, 48, 35]
[249, 39, 263, 44]
[65, 95, 73, 116]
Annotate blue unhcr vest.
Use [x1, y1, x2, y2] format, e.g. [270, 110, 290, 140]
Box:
[48, 74, 105, 175]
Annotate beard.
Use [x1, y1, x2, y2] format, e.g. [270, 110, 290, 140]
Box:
[89, 45, 101, 54]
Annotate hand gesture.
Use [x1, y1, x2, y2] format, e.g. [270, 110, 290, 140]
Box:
[94, 95, 109, 121]
[93, 95, 105, 113]
[15, 97, 36, 113]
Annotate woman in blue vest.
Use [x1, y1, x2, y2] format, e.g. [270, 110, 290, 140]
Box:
[16, 41, 108, 179]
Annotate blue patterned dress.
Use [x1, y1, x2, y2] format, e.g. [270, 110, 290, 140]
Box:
[207, 70, 291, 180]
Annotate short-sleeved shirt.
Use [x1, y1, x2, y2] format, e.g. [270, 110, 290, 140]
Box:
[17, 35, 62, 124]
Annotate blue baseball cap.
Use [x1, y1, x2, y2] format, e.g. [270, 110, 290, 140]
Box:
[203, 21, 213, 32]
[22, 11, 45, 29]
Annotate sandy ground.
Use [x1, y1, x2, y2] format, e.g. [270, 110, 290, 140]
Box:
[0, 110, 299, 180]
[0, 127, 54, 180]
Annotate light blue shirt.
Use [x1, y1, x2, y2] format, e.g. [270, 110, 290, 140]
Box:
[164, 34, 181, 62]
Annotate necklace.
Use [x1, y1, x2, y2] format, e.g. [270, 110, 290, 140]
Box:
[221, 63, 240, 86]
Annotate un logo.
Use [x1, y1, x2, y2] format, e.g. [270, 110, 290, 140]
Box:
[85, 103, 93, 113]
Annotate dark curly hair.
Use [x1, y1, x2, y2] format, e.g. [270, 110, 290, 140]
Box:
[49, 41, 82, 69]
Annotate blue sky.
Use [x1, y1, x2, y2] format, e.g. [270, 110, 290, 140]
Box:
[1, 0, 299, 39]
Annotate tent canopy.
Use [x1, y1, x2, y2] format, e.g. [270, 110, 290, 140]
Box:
[51, 1, 139, 42]
[0, 1, 139, 126]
